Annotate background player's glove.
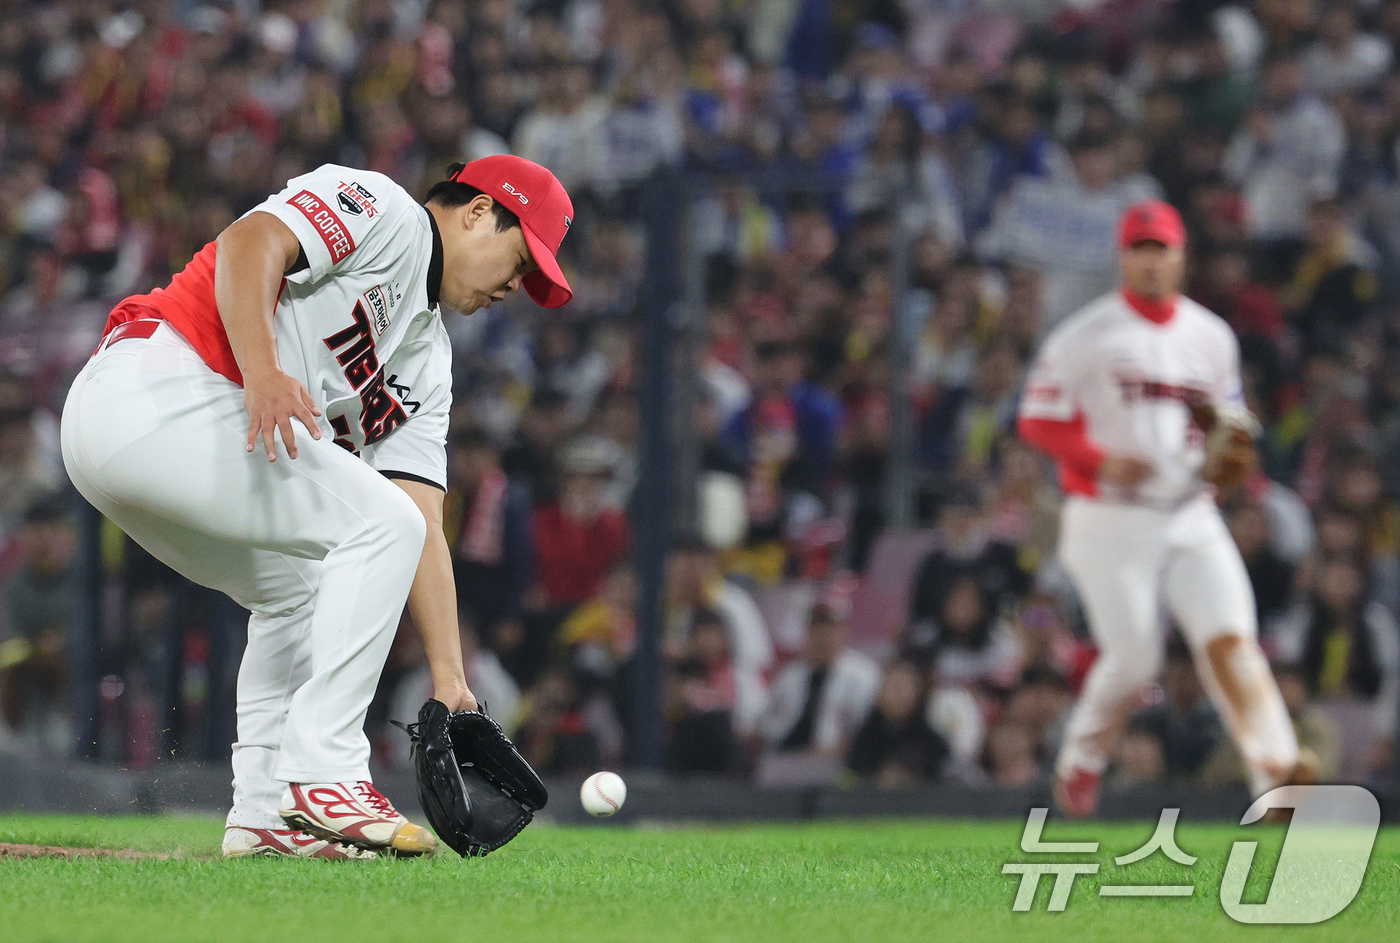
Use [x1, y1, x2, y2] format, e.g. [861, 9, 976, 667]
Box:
[393, 699, 548, 857]
[1188, 397, 1261, 493]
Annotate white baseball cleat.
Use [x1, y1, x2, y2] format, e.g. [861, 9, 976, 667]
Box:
[222, 825, 379, 860]
[278, 781, 438, 856]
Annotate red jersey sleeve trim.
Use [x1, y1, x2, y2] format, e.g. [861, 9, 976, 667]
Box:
[1017, 414, 1104, 498]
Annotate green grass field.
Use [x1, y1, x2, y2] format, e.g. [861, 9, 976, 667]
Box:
[1, 814, 1397, 942]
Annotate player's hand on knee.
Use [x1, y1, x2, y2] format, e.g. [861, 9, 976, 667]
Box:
[1100, 455, 1153, 490]
[243, 369, 324, 461]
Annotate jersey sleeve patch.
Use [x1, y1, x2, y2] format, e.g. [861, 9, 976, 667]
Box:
[287, 190, 356, 263]
[1019, 351, 1077, 421]
[335, 180, 379, 218]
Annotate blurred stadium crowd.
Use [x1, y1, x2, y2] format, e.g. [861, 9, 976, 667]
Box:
[2, 0, 1400, 795]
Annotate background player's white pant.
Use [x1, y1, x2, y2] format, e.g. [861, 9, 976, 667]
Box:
[60, 324, 426, 828]
[1056, 494, 1298, 796]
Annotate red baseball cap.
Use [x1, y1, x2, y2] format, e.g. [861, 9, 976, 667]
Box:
[1118, 199, 1186, 249]
[452, 155, 574, 308]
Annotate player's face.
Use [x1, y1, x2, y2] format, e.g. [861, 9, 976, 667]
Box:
[440, 196, 539, 314]
[1118, 241, 1185, 298]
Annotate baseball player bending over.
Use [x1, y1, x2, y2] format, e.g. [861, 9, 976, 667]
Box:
[1018, 200, 1308, 816]
[61, 156, 574, 857]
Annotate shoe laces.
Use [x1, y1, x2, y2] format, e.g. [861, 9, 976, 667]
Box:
[352, 781, 396, 817]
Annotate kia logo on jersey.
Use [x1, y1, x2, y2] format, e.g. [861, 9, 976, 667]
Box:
[501, 182, 529, 205]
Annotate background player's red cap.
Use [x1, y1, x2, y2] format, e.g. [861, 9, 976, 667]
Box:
[452, 155, 574, 308]
[1117, 199, 1186, 249]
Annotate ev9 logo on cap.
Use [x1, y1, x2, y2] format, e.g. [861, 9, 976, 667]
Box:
[501, 182, 529, 206]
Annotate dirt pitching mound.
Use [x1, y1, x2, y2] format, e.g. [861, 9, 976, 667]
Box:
[0, 842, 175, 860]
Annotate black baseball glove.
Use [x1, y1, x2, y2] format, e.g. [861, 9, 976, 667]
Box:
[392, 699, 548, 857]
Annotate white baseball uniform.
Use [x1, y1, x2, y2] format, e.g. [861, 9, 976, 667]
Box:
[1020, 290, 1298, 795]
[60, 165, 452, 829]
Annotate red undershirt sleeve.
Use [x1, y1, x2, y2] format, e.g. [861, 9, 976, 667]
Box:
[1017, 414, 1106, 479]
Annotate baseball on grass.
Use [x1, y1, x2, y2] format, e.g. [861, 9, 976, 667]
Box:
[580, 771, 626, 817]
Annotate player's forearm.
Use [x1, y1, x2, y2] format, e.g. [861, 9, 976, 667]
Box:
[392, 480, 469, 689]
[1017, 415, 1106, 477]
[410, 522, 469, 688]
[214, 213, 300, 379]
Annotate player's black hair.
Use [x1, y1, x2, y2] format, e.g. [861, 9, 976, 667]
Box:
[424, 163, 522, 232]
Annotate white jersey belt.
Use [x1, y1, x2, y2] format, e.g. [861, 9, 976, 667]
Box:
[1078, 488, 1207, 513]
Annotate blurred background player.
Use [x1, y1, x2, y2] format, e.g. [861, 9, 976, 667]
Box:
[1018, 199, 1306, 816]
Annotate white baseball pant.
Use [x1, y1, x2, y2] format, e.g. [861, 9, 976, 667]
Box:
[1056, 494, 1299, 796]
[60, 322, 426, 828]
